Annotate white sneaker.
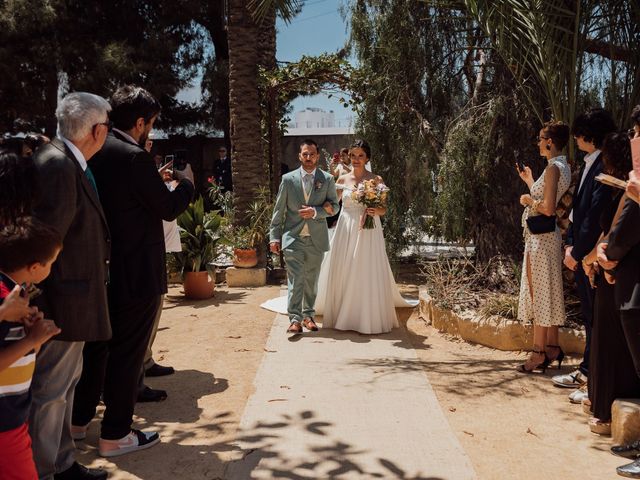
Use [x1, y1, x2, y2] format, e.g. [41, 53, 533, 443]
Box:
[552, 369, 587, 388]
[568, 384, 588, 404]
[99, 429, 160, 458]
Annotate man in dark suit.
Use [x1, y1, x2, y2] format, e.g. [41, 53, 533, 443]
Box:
[71, 85, 194, 458]
[599, 195, 640, 477]
[213, 146, 233, 193]
[30, 92, 111, 480]
[552, 108, 615, 398]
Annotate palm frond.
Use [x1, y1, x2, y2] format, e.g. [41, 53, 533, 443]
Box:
[247, 0, 303, 24]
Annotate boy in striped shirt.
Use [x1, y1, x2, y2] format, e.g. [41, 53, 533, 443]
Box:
[0, 217, 62, 479]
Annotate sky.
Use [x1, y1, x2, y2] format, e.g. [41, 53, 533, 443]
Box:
[176, 1, 353, 127]
[276, 0, 354, 127]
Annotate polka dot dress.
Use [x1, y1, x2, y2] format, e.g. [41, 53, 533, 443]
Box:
[518, 156, 571, 327]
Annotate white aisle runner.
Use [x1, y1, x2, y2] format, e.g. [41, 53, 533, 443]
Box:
[226, 313, 476, 480]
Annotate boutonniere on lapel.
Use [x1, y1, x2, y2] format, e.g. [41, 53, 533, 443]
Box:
[314, 180, 324, 191]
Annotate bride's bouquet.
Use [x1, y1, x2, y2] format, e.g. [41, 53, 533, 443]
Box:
[351, 179, 390, 229]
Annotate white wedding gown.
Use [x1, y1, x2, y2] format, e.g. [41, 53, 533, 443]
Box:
[261, 186, 417, 334]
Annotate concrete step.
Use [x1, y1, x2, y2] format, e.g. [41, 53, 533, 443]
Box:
[613, 399, 640, 446]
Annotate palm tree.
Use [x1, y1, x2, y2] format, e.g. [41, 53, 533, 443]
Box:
[227, 0, 300, 225]
[425, 0, 639, 236]
[427, 0, 640, 128]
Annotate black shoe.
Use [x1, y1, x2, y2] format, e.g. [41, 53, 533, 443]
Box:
[613, 441, 640, 459]
[54, 462, 108, 480]
[617, 459, 640, 478]
[145, 363, 175, 377]
[137, 386, 167, 403]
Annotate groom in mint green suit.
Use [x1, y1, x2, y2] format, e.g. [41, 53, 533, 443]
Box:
[269, 139, 339, 334]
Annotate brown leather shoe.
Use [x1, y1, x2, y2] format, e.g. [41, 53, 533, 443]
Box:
[287, 321, 302, 334]
[302, 317, 319, 331]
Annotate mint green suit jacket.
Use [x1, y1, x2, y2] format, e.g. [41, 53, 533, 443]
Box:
[269, 168, 339, 252]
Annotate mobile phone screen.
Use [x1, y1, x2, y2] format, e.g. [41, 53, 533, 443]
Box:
[514, 150, 524, 171]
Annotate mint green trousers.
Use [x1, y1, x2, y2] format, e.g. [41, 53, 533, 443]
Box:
[283, 237, 324, 323]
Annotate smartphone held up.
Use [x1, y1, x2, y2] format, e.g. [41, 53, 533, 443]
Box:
[514, 150, 525, 172]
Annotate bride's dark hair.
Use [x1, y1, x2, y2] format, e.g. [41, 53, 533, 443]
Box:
[349, 139, 371, 159]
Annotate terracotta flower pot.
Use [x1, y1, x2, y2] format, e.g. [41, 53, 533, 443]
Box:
[233, 248, 258, 268]
[183, 271, 214, 299]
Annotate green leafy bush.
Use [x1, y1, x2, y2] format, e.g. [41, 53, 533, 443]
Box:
[176, 196, 227, 272]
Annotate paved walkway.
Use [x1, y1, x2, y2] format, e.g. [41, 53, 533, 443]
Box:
[227, 311, 476, 480]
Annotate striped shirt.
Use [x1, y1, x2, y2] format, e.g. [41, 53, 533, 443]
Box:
[0, 273, 35, 432]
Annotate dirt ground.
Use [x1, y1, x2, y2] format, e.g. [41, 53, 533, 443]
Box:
[77, 283, 624, 480]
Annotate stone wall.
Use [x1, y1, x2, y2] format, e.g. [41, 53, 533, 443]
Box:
[419, 287, 586, 353]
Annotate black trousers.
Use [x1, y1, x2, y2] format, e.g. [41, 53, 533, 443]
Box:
[575, 266, 595, 375]
[73, 294, 162, 440]
[622, 309, 640, 380]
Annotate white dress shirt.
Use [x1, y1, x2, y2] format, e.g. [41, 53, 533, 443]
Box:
[163, 182, 182, 253]
[59, 136, 88, 171]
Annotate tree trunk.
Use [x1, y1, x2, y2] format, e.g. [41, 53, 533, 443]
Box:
[267, 88, 281, 200]
[257, 7, 280, 201]
[227, 0, 268, 225]
[206, 1, 231, 150]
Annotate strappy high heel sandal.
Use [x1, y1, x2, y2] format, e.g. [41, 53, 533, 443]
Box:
[518, 350, 548, 373]
[544, 344, 565, 369]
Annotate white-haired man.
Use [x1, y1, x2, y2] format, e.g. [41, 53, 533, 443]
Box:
[30, 92, 112, 480]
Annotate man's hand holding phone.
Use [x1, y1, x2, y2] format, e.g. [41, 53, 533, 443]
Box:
[174, 162, 194, 184]
[514, 150, 526, 172]
[158, 160, 173, 182]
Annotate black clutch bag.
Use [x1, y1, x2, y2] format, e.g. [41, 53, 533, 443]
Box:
[526, 214, 557, 234]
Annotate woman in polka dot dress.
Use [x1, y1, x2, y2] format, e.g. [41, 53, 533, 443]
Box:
[516, 121, 572, 373]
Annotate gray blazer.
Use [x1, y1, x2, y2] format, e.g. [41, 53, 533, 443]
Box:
[32, 139, 112, 342]
[269, 168, 339, 252]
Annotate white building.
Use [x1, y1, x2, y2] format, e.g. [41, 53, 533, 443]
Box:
[287, 107, 354, 136]
[291, 107, 335, 129]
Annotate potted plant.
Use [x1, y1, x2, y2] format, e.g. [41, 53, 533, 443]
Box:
[175, 196, 226, 299]
[231, 226, 258, 268]
[230, 187, 274, 268]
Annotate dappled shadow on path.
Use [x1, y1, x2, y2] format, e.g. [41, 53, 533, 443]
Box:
[137, 370, 229, 424]
[349, 355, 552, 398]
[76, 370, 234, 479]
[165, 288, 249, 309]
[223, 410, 449, 480]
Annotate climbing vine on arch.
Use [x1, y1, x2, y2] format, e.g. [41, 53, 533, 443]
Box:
[259, 53, 355, 196]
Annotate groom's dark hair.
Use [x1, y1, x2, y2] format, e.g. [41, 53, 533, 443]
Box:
[299, 139, 318, 152]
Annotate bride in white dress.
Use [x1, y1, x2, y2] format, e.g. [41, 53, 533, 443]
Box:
[314, 140, 414, 334]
